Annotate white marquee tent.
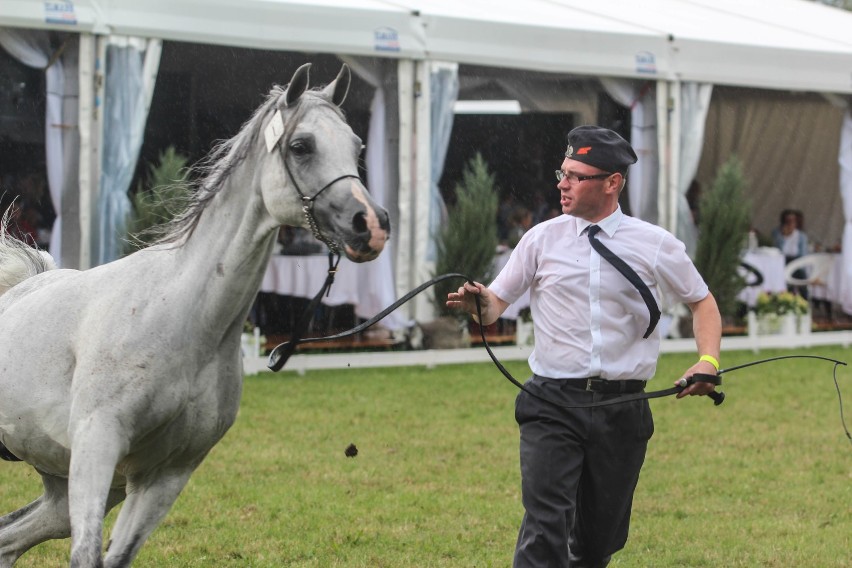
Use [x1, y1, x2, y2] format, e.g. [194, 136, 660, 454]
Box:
[2, 0, 852, 320]
[9, 0, 851, 88]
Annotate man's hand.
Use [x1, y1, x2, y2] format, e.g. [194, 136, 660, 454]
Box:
[446, 281, 485, 316]
[446, 281, 508, 326]
[674, 359, 719, 399]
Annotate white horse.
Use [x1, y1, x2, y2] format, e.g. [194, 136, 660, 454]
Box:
[0, 63, 389, 567]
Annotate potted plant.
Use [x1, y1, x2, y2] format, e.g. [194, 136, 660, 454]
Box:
[515, 307, 534, 346]
[123, 145, 191, 255]
[749, 291, 810, 336]
[693, 155, 752, 332]
[426, 153, 499, 347]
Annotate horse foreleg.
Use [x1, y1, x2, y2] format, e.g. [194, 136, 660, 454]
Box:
[0, 473, 70, 566]
[67, 419, 128, 568]
[103, 466, 198, 568]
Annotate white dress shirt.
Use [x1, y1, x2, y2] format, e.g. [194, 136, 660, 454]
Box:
[490, 208, 708, 381]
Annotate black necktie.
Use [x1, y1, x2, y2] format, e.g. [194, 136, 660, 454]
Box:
[587, 224, 660, 338]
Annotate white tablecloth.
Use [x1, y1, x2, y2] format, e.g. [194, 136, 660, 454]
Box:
[737, 248, 787, 307]
[261, 254, 408, 329]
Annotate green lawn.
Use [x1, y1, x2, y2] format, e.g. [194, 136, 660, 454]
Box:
[2, 346, 850, 567]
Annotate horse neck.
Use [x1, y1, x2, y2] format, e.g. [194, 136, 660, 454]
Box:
[176, 173, 278, 333]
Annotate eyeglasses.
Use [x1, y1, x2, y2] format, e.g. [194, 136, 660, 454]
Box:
[555, 170, 613, 184]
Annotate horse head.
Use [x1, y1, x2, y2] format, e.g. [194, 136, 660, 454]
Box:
[261, 63, 390, 262]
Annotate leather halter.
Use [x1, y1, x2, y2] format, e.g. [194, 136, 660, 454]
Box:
[282, 157, 360, 255]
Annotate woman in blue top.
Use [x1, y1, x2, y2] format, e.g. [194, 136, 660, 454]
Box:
[771, 209, 809, 297]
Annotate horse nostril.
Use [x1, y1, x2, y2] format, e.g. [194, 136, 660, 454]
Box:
[352, 211, 368, 234]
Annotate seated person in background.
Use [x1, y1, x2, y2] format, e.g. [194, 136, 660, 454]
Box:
[771, 208, 809, 298]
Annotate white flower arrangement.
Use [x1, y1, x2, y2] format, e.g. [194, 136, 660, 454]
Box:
[754, 291, 809, 316]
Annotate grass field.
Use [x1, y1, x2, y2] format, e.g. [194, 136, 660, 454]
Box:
[1, 346, 850, 566]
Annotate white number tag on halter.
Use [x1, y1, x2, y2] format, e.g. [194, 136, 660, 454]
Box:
[264, 110, 285, 153]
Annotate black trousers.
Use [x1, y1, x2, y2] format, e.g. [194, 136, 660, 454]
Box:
[513, 375, 655, 568]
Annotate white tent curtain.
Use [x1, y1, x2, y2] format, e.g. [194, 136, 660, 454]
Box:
[599, 77, 658, 224]
[96, 36, 160, 265]
[838, 111, 852, 315]
[0, 27, 72, 266]
[339, 56, 409, 331]
[697, 88, 846, 250]
[675, 82, 713, 256]
[427, 61, 458, 261]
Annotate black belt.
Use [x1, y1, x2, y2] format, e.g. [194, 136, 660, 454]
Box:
[563, 378, 647, 394]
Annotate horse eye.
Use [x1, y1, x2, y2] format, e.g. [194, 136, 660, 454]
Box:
[289, 139, 312, 156]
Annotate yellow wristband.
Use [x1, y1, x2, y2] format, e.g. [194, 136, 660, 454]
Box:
[699, 354, 720, 372]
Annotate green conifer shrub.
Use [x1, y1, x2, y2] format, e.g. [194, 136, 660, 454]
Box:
[124, 146, 191, 254]
[693, 155, 751, 322]
[432, 153, 499, 317]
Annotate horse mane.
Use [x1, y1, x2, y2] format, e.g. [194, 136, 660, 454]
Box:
[0, 208, 57, 296]
[145, 84, 345, 247]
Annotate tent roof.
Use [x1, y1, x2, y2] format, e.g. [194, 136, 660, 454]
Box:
[410, 0, 672, 79]
[560, 0, 852, 92]
[0, 0, 425, 58]
[411, 0, 852, 92]
[3, 0, 852, 92]
[104, 0, 425, 59]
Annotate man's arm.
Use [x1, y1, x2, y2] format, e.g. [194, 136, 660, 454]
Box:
[676, 292, 722, 398]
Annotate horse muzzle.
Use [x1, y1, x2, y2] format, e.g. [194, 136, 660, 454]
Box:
[342, 204, 390, 262]
[317, 180, 390, 263]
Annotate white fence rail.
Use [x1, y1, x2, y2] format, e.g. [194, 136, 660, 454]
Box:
[243, 331, 852, 376]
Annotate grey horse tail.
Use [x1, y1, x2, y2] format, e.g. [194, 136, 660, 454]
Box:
[0, 208, 57, 298]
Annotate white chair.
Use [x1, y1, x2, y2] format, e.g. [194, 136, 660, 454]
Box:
[784, 253, 835, 287]
[785, 253, 838, 321]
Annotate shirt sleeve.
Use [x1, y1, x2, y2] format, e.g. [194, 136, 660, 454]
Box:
[490, 229, 539, 305]
[654, 231, 709, 305]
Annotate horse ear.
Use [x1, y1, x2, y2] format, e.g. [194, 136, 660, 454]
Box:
[322, 64, 351, 107]
[285, 63, 311, 107]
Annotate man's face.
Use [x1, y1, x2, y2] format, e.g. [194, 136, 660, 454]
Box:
[556, 158, 618, 222]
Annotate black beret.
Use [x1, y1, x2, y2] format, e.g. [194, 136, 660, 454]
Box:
[564, 125, 637, 174]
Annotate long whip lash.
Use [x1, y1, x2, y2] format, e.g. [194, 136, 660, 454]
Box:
[267, 272, 849, 444]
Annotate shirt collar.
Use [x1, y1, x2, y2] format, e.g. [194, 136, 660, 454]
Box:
[575, 207, 623, 237]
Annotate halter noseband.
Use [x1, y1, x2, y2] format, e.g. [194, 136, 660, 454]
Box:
[282, 157, 360, 255]
[265, 104, 362, 255]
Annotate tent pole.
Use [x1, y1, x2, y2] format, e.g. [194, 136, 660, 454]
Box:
[77, 33, 105, 271]
[411, 59, 434, 322]
[656, 79, 669, 232]
[668, 78, 682, 238]
[394, 59, 416, 321]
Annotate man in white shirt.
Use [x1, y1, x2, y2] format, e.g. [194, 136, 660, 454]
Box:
[447, 125, 721, 568]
